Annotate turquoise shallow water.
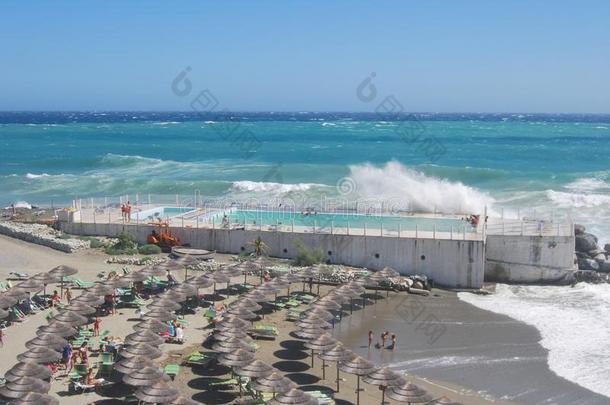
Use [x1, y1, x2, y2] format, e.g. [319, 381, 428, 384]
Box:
[1, 112, 609, 241]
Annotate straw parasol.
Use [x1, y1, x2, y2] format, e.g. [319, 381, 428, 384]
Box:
[312, 297, 342, 311]
[145, 264, 173, 277]
[4, 288, 29, 301]
[217, 348, 255, 367]
[363, 367, 406, 405]
[64, 302, 97, 315]
[4, 362, 52, 383]
[51, 310, 89, 326]
[212, 337, 255, 353]
[269, 388, 319, 405]
[304, 333, 338, 371]
[168, 396, 199, 405]
[173, 255, 203, 281]
[133, 318, 168, 333]
[185, 274, 213, 289]
[234, 297, 262, 312]
[233, 359, 273, 379]
[171, 283, 198, 297]
[100, 277, 131, 289]
[31, 272, 57, 285]
[215, 316, 251, 331]
[296, 316, 333, 330]
[14, 279, 43, 293]
[25, 334, 68, 351]
[339, 356, 376, 405]
[142, 309, 175, 322]
[300, 307, 334, 322]
[87, 282, 115, 296]
[71, 293, 104, 306]
[114, 356, 156, 374]
[36, 321, 77, 337]
[297, 266, 320, 293]
[120, 343, 163, 359]
[0, 308, 9, 319]
[0, 295, 17, 309]
[48, 265, 78, 299]
[213, 328, 251, 341]
[243, 290, 269, 303]
[0, 377, 50, 399]
[7, 392, 59, 405]
[294, 324, 326, 340]
[16, 347, 61, 364]
[122, 366, 165, 387]
[125, 330, 165, 346]
[135, 379, 179, 404]
[427, 396, 463, 405]
[147, 299, 181, 312]
[226, 304, 257, 320]
[387, 382, 433, 404]
[159, 290, 187, 302]
[318, 343, 353, 392]
[251, 371, 296, 398]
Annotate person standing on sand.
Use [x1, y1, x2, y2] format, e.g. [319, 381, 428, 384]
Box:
[65, 287, 72, 304]
[368, 330, 373, 348]
[93, 317, 101, 336]
[0, 328, 4, 347]
[389, 334, 397, 350]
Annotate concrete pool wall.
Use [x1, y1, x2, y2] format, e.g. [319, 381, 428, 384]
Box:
[60, 221, 485, 288]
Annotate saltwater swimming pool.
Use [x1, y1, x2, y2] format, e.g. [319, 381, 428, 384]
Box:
[210, 209, 473, 233]
[133, 206, 195, 222]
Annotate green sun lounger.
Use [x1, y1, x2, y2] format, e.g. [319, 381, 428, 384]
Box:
[72, 278, 96, 288]
[164, 364, 180, 379]
[186, 351, 215, 367]
[206, 377, 238, 389]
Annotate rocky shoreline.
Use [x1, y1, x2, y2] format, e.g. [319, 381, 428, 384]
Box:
[0, 220, 90, 253]
[573, 224, 610, 283]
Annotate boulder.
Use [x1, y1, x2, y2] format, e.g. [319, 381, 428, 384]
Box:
[577, 257, 600, 271]
[574, 224, 586, 235]
[593, 253, 607, 263]
[604, 243, 610, 253]
[599, 261, 610, 273]
[575, 233, 599, 253]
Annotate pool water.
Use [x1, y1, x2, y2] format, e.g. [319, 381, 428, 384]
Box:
[134, 206, 195, 221]
[211, 210, 473, 233]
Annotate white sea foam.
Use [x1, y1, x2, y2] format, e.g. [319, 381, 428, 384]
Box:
[546, 190, 610, 208]
[459, 284, 610, 398]
[565, 177, 609, 192]
[321, 122, 336, 127]
[348, 161, 495, 214]
[231, 181, 326, 193]
[25, 173, 51, 179]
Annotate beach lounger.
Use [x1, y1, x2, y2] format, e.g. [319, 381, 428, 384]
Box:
[185, 351, 215, 367]
[72, 278, 96, 289]
[164, 364, 180, 380]
[98, 352, 114, 376]
[286, 308, 303, 321]
[7, 272, 28, 280]
[206, 377, 238, 389]
[248, 324, 278, 340]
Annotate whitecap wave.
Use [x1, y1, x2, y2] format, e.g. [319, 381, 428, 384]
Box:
[231, 181, 326, 193]
[348, 161, 494, 214]
[459, 284, 610, 398]
[546, 190, 610, 208]
[25, 173, 51, 179]
[565, 178, 610, 192]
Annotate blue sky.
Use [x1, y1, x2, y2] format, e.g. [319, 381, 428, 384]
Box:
[1, 1, 609, 113]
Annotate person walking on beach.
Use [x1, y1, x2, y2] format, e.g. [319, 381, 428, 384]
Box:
[121, 204, 126, 221]
[368, 330, 373, 348]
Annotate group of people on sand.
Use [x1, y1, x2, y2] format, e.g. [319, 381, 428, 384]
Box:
[369, 330, 397, 350]
[121, 201, 132, 222]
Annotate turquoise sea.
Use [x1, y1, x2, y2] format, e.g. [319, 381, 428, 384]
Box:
[1, 112, 610, 241]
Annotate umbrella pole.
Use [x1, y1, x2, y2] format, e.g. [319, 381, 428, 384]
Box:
[60, 276, 64, 300]
[336, 363, 340, 392]
[244, 273, 247, 286]
[322, 358, 326, 380]
[317, 277, 320, 295]
[350, 298, 353, 314]
[375, 287, 378, 302]
[381, 386, 386, 405]
[311, 349, 314, 368]
[356, 375, 361, 405]
[185, 267, 188, 282]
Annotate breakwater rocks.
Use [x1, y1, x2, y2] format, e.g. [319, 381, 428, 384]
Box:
[0, 221, 90, 253]
[575, 224, 610, 274]
[104, 256, 166, 266]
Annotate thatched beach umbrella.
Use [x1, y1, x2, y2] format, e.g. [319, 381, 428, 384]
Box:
[174, 255, 203, 281]
[185, 274, 213, 289]
[297, 266, 320, 293]
[318, 344, 354, 393]
[427, 396, 464, 405]
[269, 388, 319, 405]
[120, 343, 162, 359]
[100, 277, 131, 289]
[0, 295, 17, 309]
[51, 310, 89, 326]
[304, 333, 338, 372]
[171, 283, 197, 297]
[16, 347, 61, 364]
[135, 379, 179, 404]
[114, 356, 156, 374]
[0, 377, 50, 399]
[133, 318, 168, 333]
[226, 304, 257, 320]
[36, 321, 77, 337]
[294, 325, 326, 340]
[71, 292, 104, 306]
[120, 271, 148, 283]
[122, 366, 165, 387]
[339, 356, 376, 405]
[235, 297, 263, 312]
[215, 315, 251, 331]
[363, 367, 405, 405]
[213, 328, 251, 341]
[234, 359, 273, 379]
[159, 289, 187, 302]
[125, 330, 165, 346]
[387, 382, 433, 404]
[147, 299, 181, 312]
[48, 265, 78, 299]
[251, 371, 296, 397]
[312, 297, 342, 311]
[87, 282, 115, 296]
[25, 333, 68, 351]
[31, 272, 58, 285]
[7, 392, 59, 405]
[217, 348, 255, 367]
[14, 279, 43, 293]
[4, 362, 52, 383]
[365, 272, 388, 302]
[296, 316, 333, 331]
[64, 302, 97, 315]
[5, 288, 29, 301]
[300, 307, 334, 322]
[147, 263, 176, 276]
[243, 290, 269, 303]
[212, 337, 255, 353]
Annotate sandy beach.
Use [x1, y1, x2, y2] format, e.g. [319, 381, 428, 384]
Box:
[0, 233, 599, 404]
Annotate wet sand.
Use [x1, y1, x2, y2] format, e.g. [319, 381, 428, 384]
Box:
[334, 290, 609, 405]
